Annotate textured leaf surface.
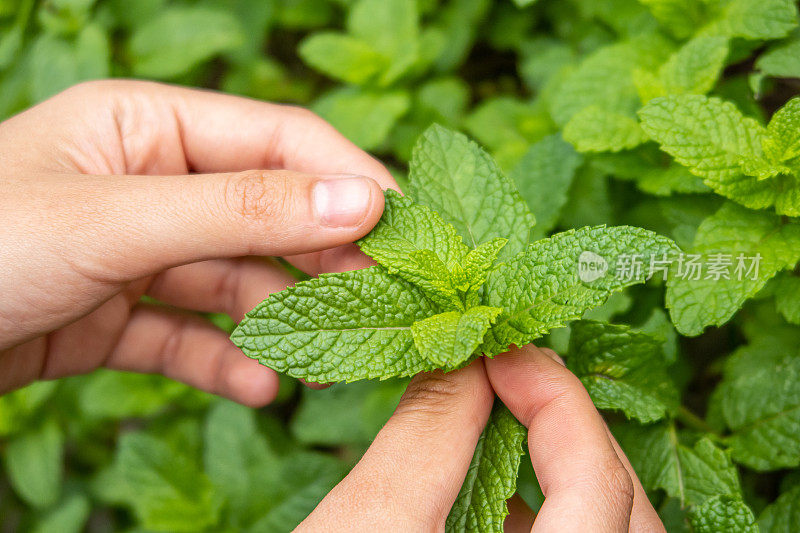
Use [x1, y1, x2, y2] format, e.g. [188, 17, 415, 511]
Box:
[775, 275, 800, 325]
[509, 134, 582, 237]
[359, 190, 469, 308]
[764, 96, 800, 162]
[445, 402, 526, 532]
[758, 482, 800, 532]
[481, 225, 678, 355]
[705, 0, 798, 39]
[409, 124, 536, 259]
[658, 35, 729, 95]
[713, 344, 800, 470]
[689, 495, 758, 533]
[231, 267, 438, 383]
[567, 321, 679, 423]
[411, 306, 501, 367]
[563, 106, 648, 153]
[615, 422, 741, 506]
[666, 202, 800, 336]
[639, 94, 768, 182]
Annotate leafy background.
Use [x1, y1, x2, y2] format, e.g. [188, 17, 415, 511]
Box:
[1, 0, 800, 531]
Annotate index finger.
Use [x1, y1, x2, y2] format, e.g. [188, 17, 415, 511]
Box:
[485, 345, 662, 532]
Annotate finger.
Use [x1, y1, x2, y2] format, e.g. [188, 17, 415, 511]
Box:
[5, 81, 398, 190]
[105, 304, 279, 407]
[604, 426, 664, 532]
[299, 360, 494, 531]
[485, 346, 637, 533]
[27, 170, 384, 284]
[146, 257, 297, 321]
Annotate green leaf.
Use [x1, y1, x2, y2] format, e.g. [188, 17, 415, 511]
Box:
[658, 35, 729, 96]
[704, 0, 798, 40]
[666, 202, 800, 336]
[128, 7, 244, 78]
[358, 190, 469, 309]
[567, 321, 679, 423]
[231, 266, 439, 383]
[298, 33, 388, 84]
[509, 134, 583, 237]
[347, 0, 419, 85]
[78, 370, 189, 419]
[563, 106, 648, 153]
[775, 275, 800, 325]
[112, 432, 221, 531]
[291, 380, 407, 446]
[408, 124, 536, 260]
[313, 87, 410, 150]
[712, 343, 800, 470]
[639, 0, 710, 38]
[29, 23, 109, 101]
[755, 28, 800, 79]
[0, 381, 57, 436]
[411, 306, 502, 367]
[31, 491, 91, 533]
[689, 495, 758, 532]
[481, 225, 678, 355]
[764, 96, 800, 162]
[639, 95, 768, 183]
[445, 402, 526, 532]
[614, 422, 741, 506]
[3, 418, 63, 508]
[758, 482, 800, 532]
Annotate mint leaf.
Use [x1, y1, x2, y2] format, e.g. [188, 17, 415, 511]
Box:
[32, 492, 91, 533]
[639, 94, 769, 183]
[764, 96, 800, 162]
[563, 106, 648, 153]
[313, 87, 410, 150]
[128, 7, 244, 78]
[758, 482, 800, 531]
[658, 35, 729, 96]
[614, 422, 741, 506]
[445, 402, 526, 532]
[755, 28, 800, 80]
[509, 134, 583, 237]
[712, 343, 800, 470]
[689, 495, 758, 533]
[666, 202, 800, 336]
[411, 306, 502, 367]
[298, 33, 388, 85]
[481, 225, 678, 355]
[231, 266, 439, 383]
[775, 274, 800, 325]
[110, 433, 221, 532]
[704, 0, 798, 40]
[408, 124, 536, 260]
[3, 418, 63, 508]
[358, 190, 469, 309]
[639, 0, 710, 38]
[567, 321, 679, 423]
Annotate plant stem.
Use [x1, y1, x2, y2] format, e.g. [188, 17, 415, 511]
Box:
[676, 406, 717, 435]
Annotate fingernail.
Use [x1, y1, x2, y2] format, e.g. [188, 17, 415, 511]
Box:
[313, 175, 373, 227]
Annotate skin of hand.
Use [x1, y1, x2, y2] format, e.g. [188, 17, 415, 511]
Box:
[0, 80, 662, 531]
[0, 79, 397, 403]
[300, 346, 665, 532]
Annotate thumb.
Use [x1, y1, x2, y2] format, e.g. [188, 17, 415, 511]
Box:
[54, 170, 385, 280]
[298, 360, 494, 531]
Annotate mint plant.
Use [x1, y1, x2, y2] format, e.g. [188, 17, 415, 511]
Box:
[232, 125, 678, 529]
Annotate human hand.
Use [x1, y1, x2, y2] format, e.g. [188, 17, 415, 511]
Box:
[301, 347, 664, 532]
[0, 80, 396, 403]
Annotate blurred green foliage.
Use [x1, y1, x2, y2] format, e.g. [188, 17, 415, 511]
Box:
[2, 0, 800, 531]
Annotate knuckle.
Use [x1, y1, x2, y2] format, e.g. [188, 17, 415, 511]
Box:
[396, 373, 463, 419]
[223, 170, 295, 222]
[600, 460, 635, 510]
